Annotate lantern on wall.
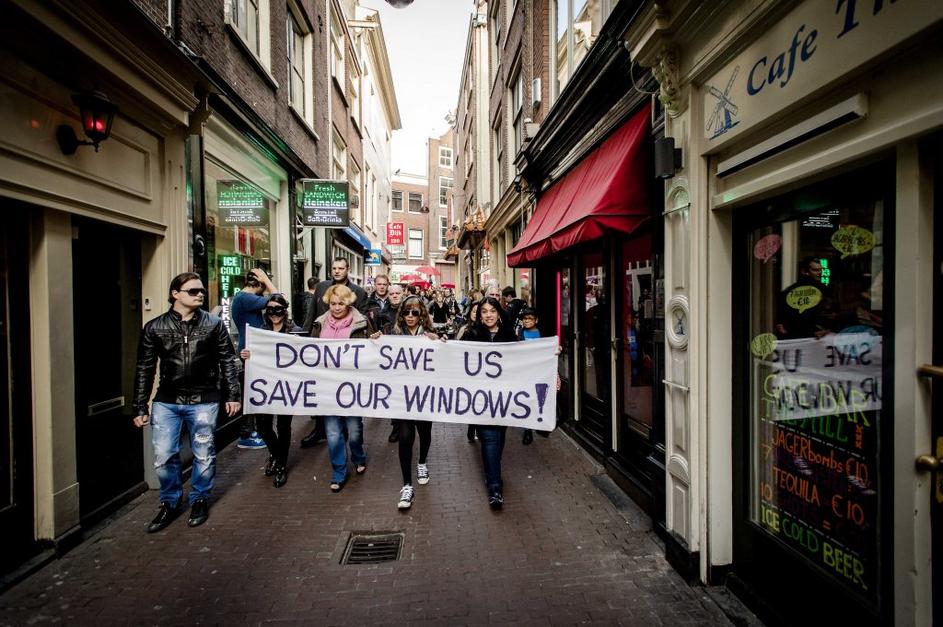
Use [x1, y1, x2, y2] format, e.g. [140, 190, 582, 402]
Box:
[56, 91, 118, 155]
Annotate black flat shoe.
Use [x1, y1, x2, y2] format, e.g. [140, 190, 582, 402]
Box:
[300, 427, 325, 448]
[522, 430, 534, 445]
[187, 499, 210, 527]
[273, 466, 287, 488]
[146, 498, 182, 533]
[388, 428, 399, 443]
[264, 455, 276, 476]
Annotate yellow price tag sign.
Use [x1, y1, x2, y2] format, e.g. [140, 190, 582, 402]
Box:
[750, 333, 778, 359]
[831, 225, 875, 259]
[786, 285, 822, 314]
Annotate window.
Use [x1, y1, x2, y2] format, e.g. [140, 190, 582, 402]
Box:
[232, 0, 260, 57]
[332, 131, 347, 180]
[408, 192, 423, 213]
[490, 0, 501, 84]
[408, 228, 424, 259]
[438, 176, 453, 208]
[330, 11, 345, 86]
[439, 216, 449, 250]
[439, 147, 453, 168]
[286, 10, 306, 115]
[392, 190, 403, 212]
[370, 173, 378, 231]
[493, 117, 504, 197]
[554, 0, 609, 98]
[510, 61, 524, 155]
[350, 161, 361, 223]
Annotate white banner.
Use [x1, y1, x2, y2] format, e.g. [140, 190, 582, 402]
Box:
[242, 327, 558, 431]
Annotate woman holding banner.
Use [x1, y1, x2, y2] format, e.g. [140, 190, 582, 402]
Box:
[309, 285, 373, 492]
[371, 295, 442, 509]
[456, 300, 482, 443]
[465, 296, 519, 510]
[239, 294, 301, 488]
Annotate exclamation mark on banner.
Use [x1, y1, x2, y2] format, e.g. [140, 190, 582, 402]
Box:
[534, 383, 548, 422]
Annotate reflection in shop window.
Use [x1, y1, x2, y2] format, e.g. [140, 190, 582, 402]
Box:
[746, 169, 888, 605]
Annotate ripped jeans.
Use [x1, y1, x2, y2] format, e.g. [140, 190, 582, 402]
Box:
[150, 402, 219, 505]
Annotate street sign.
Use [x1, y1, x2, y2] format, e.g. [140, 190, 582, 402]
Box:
[301, 180, 350, 227]
[365, 248, 382, 265]
[386, 221, 405, 245]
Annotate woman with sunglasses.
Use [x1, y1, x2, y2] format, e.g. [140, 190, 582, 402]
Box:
[239, 294, 301, 487]
[310, 284, 373, 492]
[370, 296, 441, 509]
[464, 296, 519, 510]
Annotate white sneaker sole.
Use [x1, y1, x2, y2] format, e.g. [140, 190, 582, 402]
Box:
[397, 501, 412, 509]
[417, 477, 429, 485]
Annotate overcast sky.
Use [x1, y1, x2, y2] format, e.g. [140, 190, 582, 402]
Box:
[363, 0, 473, 175]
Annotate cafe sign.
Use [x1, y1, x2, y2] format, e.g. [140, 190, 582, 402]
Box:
[386, 221, 405, 245]
[702, 0, 943, 150]
[217, 181, 267, 225]
[301, 180, 350, 227]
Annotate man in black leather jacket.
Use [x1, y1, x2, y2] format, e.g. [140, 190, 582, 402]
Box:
[132, 272, 242, 533]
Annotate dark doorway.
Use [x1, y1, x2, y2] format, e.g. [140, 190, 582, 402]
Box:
[0, 208, 35, 574]
[71, 217, 145, 523]
[576, 248, 611, 448]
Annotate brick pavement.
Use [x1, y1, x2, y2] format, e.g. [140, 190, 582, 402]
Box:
[0, 420, 743, 626]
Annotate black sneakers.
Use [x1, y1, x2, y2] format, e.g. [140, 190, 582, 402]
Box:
[187, 499, 210, 527]
[273, 466, 288, 488]
[146, 498, 182, 533]
[264, 455, 277, 476]
[488, 490, 504, 510]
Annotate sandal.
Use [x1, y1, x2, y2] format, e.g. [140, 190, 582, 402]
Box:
[330, 481, 345, 492]
[355, 464, 367, 475]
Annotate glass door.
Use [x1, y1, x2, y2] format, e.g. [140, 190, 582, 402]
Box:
[578, 249, 610, 446]
[733, 163, 892, 625]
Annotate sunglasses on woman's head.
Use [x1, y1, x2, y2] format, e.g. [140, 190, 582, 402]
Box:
[180, 288, 206, 297]
[266, 306, 286, 316]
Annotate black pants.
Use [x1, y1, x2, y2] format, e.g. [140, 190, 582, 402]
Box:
[398, 420, 432, 485]
[256, 414, 292, 466]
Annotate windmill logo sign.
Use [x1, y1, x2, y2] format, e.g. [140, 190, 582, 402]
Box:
[706, 65, 740, 140]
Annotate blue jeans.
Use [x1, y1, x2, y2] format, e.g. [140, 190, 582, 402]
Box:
[477, 426, 507, 492]
[323, 416, 366, 483]
[150, 402, 218, 505]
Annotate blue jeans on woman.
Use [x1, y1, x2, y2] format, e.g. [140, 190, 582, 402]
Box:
[150, 401, 218, 505]
[477, 426, 507, 492]
[323, 416, 367, 483]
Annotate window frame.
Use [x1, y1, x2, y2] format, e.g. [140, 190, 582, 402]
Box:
[330, 10, 345, 88]
[407, 192, 423, 214]
[439, 216, 449, 250]
[286, 7, 307, 117]
[392, 190, 404, 212]
[439, 147, 453, 168]
[407, 228, 424, 259]
[332, 130, 347, 181]
[438, 176, 453, 208]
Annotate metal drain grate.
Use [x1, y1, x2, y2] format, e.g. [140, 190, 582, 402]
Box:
[341, 532, 404, 565]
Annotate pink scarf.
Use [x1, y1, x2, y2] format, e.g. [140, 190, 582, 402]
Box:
[321, 310, 355, 339]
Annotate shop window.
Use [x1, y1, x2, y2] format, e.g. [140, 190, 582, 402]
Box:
[408, 228, 424, 259]
[580, 251, 607, 404]
[743, 171, 888, 606]
[621, 234, 654, 432]
[204, 158, 273, 335]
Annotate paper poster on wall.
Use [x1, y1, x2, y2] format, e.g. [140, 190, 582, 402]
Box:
[217, 181, 268, 225]
[301, 180, 350, 227]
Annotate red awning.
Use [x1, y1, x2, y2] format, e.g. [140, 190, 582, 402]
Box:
[507, 104, 651, 267]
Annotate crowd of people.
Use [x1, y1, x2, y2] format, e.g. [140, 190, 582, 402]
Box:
[131, 261, 548, 534]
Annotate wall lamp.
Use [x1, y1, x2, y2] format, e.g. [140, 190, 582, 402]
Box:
[654, 136, 683, 179]
[57, 91, 118, 155]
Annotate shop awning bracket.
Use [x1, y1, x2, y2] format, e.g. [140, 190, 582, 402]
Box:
[663, 203, 690, 217]
[662, 379, 689, 392]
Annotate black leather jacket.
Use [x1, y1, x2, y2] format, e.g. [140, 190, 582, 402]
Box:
[133, 308, 241, 415]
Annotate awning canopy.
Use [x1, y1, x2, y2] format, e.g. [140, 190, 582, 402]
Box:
[342, 224, 372, 251]
[507, 104, 651, 268]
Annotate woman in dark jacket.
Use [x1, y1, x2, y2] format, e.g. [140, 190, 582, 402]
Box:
[370, 295, 441, 510]
[239, 294, 302, 487]
[464, 296, 519, 509]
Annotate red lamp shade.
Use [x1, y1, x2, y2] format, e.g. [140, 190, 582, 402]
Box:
[74, 91, 117, 145]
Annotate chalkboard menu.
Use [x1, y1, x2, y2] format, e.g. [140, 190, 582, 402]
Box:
[301, 180, 349, 227]
[217, 181, 268, 225]
[747, 203, 884, 606]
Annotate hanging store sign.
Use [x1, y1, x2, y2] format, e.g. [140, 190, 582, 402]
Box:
[365, 248, 382, 265]
[386, 221, 405, 245]
[217, 181, 268, 225]
[301, 180, 350, 227]
[702, 0, 943, 150]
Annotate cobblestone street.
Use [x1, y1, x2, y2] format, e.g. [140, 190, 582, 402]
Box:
[0, 420, 749, 626]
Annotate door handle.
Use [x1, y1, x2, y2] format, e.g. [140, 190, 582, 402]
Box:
[917, 364, 943, 378]
[916, 455, 940, 472]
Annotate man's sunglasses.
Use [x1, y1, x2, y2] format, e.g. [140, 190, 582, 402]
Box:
[404, 309, 423, 317]
[179, 288, 206, 297]
[265, 307, 287, 316]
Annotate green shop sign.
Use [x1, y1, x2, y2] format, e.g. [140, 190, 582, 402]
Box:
[301, 179, 349, 227]
[217, 181, 268, 226]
